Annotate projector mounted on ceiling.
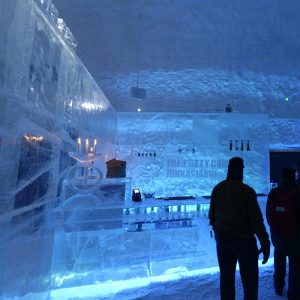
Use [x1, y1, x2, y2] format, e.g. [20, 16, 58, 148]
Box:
[130, 86, 146, 100]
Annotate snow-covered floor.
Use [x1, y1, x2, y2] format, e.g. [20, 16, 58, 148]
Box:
[110, 263, 287, 299]
[120, 269, 284, 300]
[50, 258, 292, 300]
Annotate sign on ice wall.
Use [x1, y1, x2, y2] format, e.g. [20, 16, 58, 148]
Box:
[116, 113, 270, 196]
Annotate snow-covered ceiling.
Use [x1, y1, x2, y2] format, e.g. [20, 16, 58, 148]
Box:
[53, 0, 300, 116]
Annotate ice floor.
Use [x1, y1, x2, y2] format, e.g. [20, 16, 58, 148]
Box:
[50, 259, 288, 300]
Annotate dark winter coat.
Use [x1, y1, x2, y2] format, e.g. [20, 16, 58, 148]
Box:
[209, 179, 269, 247]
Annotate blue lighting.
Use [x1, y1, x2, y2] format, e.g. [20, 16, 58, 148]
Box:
[50, 259, 274, 300]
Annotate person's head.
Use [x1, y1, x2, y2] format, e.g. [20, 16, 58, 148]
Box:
[281, 167, 296, 184]
[227, 157, 244, 181]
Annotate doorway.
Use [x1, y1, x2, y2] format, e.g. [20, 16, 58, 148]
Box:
[269, 150, 300, 185]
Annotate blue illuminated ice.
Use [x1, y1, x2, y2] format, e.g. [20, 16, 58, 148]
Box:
[1, 0, 299, 299]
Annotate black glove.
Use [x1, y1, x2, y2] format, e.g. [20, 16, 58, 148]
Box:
[258, 240, 270, 264]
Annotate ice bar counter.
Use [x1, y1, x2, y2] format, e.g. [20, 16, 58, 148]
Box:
[47, 179, 224, 289]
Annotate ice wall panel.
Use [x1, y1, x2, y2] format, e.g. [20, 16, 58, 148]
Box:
[27, 21, 61, 113]
[2, 229, 54, 298]
[50, 223, 217, 288]
[269, 118, 300, 149]
[0, 0, 116, 298]
[0, 1, 14, 89]
[149, 226, 215, 276]
[57, 47, 116, 164]
[51, 229, 151, 286]
[1, 0, 36, 98]
[117, 113, 269, 196]
[192, 115, 219, 146]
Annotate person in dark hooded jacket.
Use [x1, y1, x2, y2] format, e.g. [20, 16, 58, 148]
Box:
[209, 157, 270, 300]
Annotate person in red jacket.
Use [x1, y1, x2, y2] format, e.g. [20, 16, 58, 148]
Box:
[209, 157, 270, 300]
[266, 167, 300, 299]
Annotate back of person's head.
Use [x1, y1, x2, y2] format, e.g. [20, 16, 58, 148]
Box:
[227, 157, 244, 181]
[281, 167, 296, 183]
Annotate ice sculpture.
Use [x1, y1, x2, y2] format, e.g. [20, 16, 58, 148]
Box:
[0, 0, 115, 299]
[67, 149, 103, 193]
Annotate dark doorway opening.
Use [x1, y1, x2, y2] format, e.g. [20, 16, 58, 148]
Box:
[269, 151, 300, 185]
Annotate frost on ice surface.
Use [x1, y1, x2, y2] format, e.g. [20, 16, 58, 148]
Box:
[97, 68, 300, 118]
[0, 0, 115, 299]
[116, 113, 270, 196]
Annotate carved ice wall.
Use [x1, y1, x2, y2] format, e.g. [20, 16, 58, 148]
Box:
[0, 0, 116, 298]
[116, 113, 270, 196]
[269, 118, 300, 149]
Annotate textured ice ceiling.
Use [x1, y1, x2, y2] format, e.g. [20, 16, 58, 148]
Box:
[53, 0, 300, 116]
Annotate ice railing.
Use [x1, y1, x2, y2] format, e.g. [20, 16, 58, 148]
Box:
[33, 0, 78, 49]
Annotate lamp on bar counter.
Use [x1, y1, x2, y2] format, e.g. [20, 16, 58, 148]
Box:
[132, 189, 142, 202]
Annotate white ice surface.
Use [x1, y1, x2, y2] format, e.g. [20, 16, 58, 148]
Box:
[50, 259, 289, 300]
